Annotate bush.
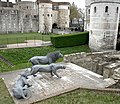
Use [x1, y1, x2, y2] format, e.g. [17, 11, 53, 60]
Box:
[51, 32, 89, 48]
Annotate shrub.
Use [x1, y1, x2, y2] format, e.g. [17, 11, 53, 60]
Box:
[51, 32, 89, 48]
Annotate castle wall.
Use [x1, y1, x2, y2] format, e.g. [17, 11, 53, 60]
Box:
[18, 1, 38, 33]
[38, 3, 52, 33]
[0, 8, 19, 34]
[38, 3, 45, 32]
[0, 1, 70, 34]
[52, 10, 58, 26]
[44, 3, 52, 32]
[58, 5, 70, 29]
[89, 1, 120, 51]
[84, 0, 91, 31]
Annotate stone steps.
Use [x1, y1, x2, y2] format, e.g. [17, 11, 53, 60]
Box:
[0, 55, 14, 66]
[66, 63, 103, 79]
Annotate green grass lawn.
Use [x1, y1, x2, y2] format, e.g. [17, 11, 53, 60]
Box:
[1, 45, 120, 104]
[0, 32, 52, 45]
[0, 78, 14, 104]
[36, 89, 120, 104]
[0, 45, 90, 72]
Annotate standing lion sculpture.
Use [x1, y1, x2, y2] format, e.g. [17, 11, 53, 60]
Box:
[29, 51, 63, 65]
[25, 63, 66, 78]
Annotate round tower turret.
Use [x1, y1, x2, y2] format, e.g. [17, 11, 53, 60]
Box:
[58, 2, 70, 29]
[89, 0, 120, 51]
[37, 0, 52, 33]
[0, 0, 1, 7]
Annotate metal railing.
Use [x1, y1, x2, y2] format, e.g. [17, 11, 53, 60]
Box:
[0, 35, 51, 48]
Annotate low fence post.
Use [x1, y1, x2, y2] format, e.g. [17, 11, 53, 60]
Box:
[34, 36, 35, 46]
[7, 38, 8, 48]
[17, 37, 18, 47]
[26, 37, 27, 46]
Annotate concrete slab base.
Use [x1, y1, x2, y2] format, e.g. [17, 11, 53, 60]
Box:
[0, 63, 115, 104]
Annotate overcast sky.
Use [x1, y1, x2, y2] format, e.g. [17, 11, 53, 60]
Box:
[3, 0, 85, 9]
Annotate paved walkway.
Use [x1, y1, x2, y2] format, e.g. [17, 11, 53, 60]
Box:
[0, 63, 116, 104]
[0, 40, 52, 49]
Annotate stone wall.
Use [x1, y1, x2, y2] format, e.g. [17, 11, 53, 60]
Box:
[18, 1, 38, 33]
[89, 1, 120, 51]
[84, 0, 91, 31]
[43, 3, 52, 33]
[52, 10, 58, 26]
[85, 0, 120, 51]
[0, 1, 70, 34]
[64, 51, 120, 79]
[0, 8, 19, 34]
[58, 5, 70, 29]
[0, 1, 39, 34]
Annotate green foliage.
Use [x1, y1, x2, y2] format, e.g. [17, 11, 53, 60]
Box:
[0, 45, 90, 72]
[70, 2, 80, 22]
[51, 32, 89, 48]
[35, 89, 120, 104]
[0, 46, 120, 104]
[0, 78, 14, 104]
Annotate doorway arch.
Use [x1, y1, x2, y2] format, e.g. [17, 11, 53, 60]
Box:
[52, 23, 57, 29]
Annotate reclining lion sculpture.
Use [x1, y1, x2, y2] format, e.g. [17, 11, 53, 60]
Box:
[12, 74, 32, 99]
[29, 51, 63, 65]
[26, 63, 66, 78]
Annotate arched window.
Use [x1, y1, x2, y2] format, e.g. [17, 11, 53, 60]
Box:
[116, 7, 119, 13]
[105, 6, 108, 12]
[88, 9, 90, 14]
[94, 7, 96, 13]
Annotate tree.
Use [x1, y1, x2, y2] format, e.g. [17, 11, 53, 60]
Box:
[70, 2, 80, 23]
[70, 2, 84, 27]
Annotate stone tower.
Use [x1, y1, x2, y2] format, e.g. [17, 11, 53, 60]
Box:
[58, 2, 70, 29]
[89, 0, 120, 51]
[84, 0, 91, 31]
[37, 0, 52, 33]
[0, 0, 1, 7]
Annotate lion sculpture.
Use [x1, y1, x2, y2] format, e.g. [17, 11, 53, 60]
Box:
[26, 63, 66, 78]
[28, 51, 63, 65]
[12, 74, 32, 99]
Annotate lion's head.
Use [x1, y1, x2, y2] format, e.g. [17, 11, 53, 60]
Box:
[47, 51, 63, 63]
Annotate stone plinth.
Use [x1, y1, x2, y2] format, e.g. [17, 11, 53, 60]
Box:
[0, 63, 114, 104]
[103, 62, 120, 78]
